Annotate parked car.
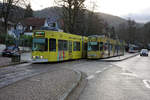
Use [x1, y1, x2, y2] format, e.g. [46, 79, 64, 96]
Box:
[140, 49, 149, 56]
[2, 46, 20, 57]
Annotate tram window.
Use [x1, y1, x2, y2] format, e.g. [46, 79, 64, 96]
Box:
[58, 40, 63, 51]
[74, 42, 80, 51]
[118, 45, 120, 50]
[104, 43, 108, 50]
[45, 39, 48, 51]
[63, 40, 68, 51]
[32, 38, 48, 51]
[49, 39, 56, 51]
[110, 44, 112, 51]
[100, 42, 103, 51]
[88, 42, 99, 51]
[77, 42, 80, 51]
[58, 40, 68, 51]
[115, 45, 118, 51]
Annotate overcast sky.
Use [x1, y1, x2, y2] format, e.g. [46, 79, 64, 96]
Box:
[30, 0, 150, 23]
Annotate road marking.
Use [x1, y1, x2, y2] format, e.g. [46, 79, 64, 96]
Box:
[87, 67, 112, 80]
[103, 67, 109, 71]
[143, 80, 150, 89]
[18, 63, 31, 67]
[103, 68, 107, 70]
[95, 70, 102, 74]
[120, 73, 137, 77]
[30, 79, 40, 82]
[86, 75, 95, 80]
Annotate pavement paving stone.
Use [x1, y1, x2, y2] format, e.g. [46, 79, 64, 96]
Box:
[0, 52, 31, 67]
[0, 57, 11, 67]
[0, 68, 79, 100]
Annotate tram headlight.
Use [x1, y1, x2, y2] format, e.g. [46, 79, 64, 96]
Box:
[32, 56, 36, 59]
[40, 56, 43, 59]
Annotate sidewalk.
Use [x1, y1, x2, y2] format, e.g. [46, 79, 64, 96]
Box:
[0, 44, 31, 67]
[0, 52, 31, 68]
[0, 68, 82, 100]
[100, 52, 139, 62]
[0, 52, 139, 68]
[0, 57, 12, 67]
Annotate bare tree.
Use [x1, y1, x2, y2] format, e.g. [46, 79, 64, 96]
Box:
[83, 1, 105, 36]
[127, 19, 137, 43]
[54, 0, 85, 34]
[1, 0, 28, 34]
[141, 22, 150, 46]
[24, 3, 33, 18]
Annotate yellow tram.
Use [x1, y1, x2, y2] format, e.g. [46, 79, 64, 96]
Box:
[87, 35, 125, 59]
[32, 30, 88, 62]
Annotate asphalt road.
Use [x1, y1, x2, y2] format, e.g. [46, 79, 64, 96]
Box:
[79, 53, 150, 100]
[1, 53, 150, 100]
[0, 59, 111, 88]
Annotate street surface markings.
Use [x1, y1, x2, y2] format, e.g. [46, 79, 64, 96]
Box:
[120, 73, 138, 77]
[143, 80, 150, 89]
[19, 63, 31, 67]
[30, 79, 40, 82]
[103, 66, 112, 71]
[87, 67, 111, 80]
[86, 75, 95, 80]
[95, 70, 102, 74]
[103, 67, 107, 70]
[110, 65, 113, 67]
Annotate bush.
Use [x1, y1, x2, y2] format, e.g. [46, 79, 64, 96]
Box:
[0, 34, 15, 45]
[0, 34, 32, 47]
[20, 35, 32, 47]
[0, 34, 6, 44]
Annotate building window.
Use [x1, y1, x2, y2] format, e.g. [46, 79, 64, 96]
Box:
[30, 26, 32, 30]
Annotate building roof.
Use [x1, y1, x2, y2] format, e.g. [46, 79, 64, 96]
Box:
[22, 17, 45, 27]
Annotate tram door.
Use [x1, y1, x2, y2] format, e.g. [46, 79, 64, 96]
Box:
[69, 41, 72, 59]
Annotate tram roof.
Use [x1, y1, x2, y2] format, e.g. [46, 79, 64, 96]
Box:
[33, 30, 88, 40]
[88, 35, 106, 38]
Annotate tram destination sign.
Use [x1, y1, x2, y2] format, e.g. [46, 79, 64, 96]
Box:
[34, 31, 45, 37]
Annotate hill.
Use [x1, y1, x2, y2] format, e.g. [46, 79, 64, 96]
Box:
[97, 12, 128, 28]
[34, 7, 130, 29]
[34, 7, 61, 18]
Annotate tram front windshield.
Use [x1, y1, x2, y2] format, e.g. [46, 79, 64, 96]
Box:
[88, 42, 99, 51]
[32, 38, 47, 51]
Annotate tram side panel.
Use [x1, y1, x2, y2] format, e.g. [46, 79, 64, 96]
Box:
[87, 37, 106, 59]
[32, 31, 85, 62]
[72, 40, 82, 59]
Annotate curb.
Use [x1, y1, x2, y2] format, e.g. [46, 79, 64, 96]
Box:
[100, 53, 139, 62]
[0, 61, 28, 68]
[66, 72, 88, 100]
[60, 70, 82, 100]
